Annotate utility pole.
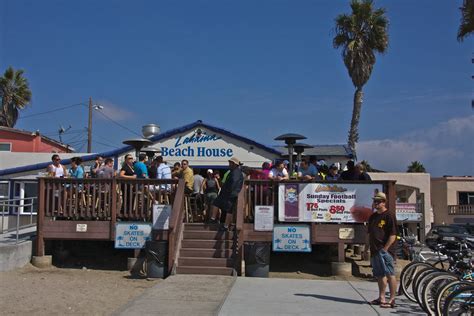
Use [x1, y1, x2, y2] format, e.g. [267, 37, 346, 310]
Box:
[87, 97, 92, 153]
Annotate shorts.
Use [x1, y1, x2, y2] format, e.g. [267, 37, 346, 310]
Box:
[371, 249, 395, 277]
[205, 192, 218, 205]
[213, 195, 237, 213]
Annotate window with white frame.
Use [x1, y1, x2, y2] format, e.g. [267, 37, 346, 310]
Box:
[0, 143, 11, 151]
[13, 182, 38, 214]
[458, 192, 474, 205]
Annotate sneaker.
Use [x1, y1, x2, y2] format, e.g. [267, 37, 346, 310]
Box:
[208, 218, 218, 224]
[218, 225, 229, 232]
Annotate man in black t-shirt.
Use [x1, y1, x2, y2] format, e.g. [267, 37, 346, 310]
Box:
[368, 192, 397, 308]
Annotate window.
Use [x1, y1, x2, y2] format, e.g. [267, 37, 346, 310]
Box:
[458, 192, 474, 205]
[0, 143, 11, 151]
[13, 181, 38, 214]
[0, 181, 9, 214]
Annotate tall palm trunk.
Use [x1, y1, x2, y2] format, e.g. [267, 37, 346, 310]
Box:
[348, 87, 363, 155]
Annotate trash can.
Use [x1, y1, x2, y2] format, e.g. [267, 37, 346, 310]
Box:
[145, 241, 168, 279]
[244, 242, 271, 277]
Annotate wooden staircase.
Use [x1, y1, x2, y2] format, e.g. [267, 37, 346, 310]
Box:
[176, 223, 235, 276]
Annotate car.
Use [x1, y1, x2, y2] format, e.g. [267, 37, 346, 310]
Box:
[425, 224, 472, 247]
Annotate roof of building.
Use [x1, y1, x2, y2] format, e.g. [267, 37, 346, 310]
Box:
[0, 120, 281, 176]
[0, 126, 74, 152]
[274, 145, 354, 158]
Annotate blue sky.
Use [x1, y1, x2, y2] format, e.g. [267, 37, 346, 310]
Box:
[1, 0, 472, 176]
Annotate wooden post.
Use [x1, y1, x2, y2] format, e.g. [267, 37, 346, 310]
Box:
[110, 178, 117, 240]
[337, 242, 345, 262]
[35, 178, 45, 256]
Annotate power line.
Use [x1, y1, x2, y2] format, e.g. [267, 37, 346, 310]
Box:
[95, 110, 142, 137]
[20, 102, 86, 119]
[92, 131, 122, 147]
[92, 140, 121, 149]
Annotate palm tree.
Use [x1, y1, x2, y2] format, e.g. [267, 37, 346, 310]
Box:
[407, 161, 426, 173]
[333, 0, 389, 155]
[0, 66, 32, 128]
[458, 0, 474, 41]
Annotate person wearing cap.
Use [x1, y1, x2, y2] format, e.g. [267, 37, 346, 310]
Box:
[368, 192, 398, 309]
[201, 169, 221, 220]
[134, 153, 149, 178]
[209, 157, 244, 231]
[325, 163, 340, 181]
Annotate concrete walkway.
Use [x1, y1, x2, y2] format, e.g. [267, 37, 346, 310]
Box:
[116, 275, 424, 316]
[0, 225, 36, 271]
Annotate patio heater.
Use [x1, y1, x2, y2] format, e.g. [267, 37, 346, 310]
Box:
[274, 133, 307, 177]
[288, 143, 313, 165]
[141, 146, 161, 162]
[122, 138, 153, 159]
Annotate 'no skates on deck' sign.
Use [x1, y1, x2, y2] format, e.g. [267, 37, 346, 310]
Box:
[115, 223, 152, 249]
[272, 225, 311, 252]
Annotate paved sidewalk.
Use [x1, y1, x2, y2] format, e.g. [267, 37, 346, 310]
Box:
[117, 275, 424, 316]
[114, 275, 235, 316]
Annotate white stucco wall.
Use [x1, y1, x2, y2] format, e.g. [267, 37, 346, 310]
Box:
[369, 172, 432, 238]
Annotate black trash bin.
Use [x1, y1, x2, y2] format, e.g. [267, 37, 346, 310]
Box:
[244, 242, 271, 277]
[145, 241, 168, 279]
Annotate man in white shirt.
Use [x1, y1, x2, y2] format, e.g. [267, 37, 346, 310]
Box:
[156, 156, 172, 191]
[268, 161, 289, 180]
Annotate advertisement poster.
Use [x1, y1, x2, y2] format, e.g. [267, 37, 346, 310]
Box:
[278, 183, 383, 223]
[254, 205, 274, 231]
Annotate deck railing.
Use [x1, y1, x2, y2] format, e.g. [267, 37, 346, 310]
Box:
[39, 177, 178, 221]
[448, 204, 474, 215]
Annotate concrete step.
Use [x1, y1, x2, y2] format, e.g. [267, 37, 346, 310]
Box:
[181, 239, 233, 249]
[184, 223, 220, 231]
[180, 248, 233, 258]
[183, 230, 233, 240]
[176, 266, 234, 276]
[178, 257, 233, 267]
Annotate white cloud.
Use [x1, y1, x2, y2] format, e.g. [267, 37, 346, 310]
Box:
[94, 100, 135, 121]
[358, 115, 474, 176]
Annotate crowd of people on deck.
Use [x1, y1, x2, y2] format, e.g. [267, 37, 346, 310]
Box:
[45, 153, 371, 226]
[46, 153, 372, 184]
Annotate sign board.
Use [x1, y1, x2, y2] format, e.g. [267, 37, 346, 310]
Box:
[339, 228, 355, 240]
[76, 224, 87, 232]
[115, 223, 152, 249]
[272, 225, 311, 252]
[153, 204, 171, 230]
[254, 205, 274, 231]
[396, 203, 422, 222]
[278, 183, 383, 223]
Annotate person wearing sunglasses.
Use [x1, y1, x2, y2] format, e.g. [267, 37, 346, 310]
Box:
[119, 155, 137, 179]
[47, 154, 68, 178]
[368, 192, 397, 309]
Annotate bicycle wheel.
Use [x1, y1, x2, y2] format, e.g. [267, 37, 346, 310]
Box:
[415, 268, 440, 307]
[436, 281, 472, 316]
[400, 262, 433, 302]
[422, 272, 458, 315]
[442, 285, 474, 316]
[412, 267, 437, 305]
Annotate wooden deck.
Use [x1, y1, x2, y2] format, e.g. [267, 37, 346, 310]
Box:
[35, 178, 396, 273]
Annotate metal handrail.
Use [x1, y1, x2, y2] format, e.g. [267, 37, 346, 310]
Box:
[0, 197, 38, 243]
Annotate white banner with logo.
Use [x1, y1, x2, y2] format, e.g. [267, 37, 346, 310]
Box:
[278, 183, 383, 223]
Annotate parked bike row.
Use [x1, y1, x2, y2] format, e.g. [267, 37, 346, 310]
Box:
[399, 236, 473, 315]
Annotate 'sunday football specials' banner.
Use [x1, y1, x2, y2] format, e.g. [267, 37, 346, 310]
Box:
[278, 183, 383, 223]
